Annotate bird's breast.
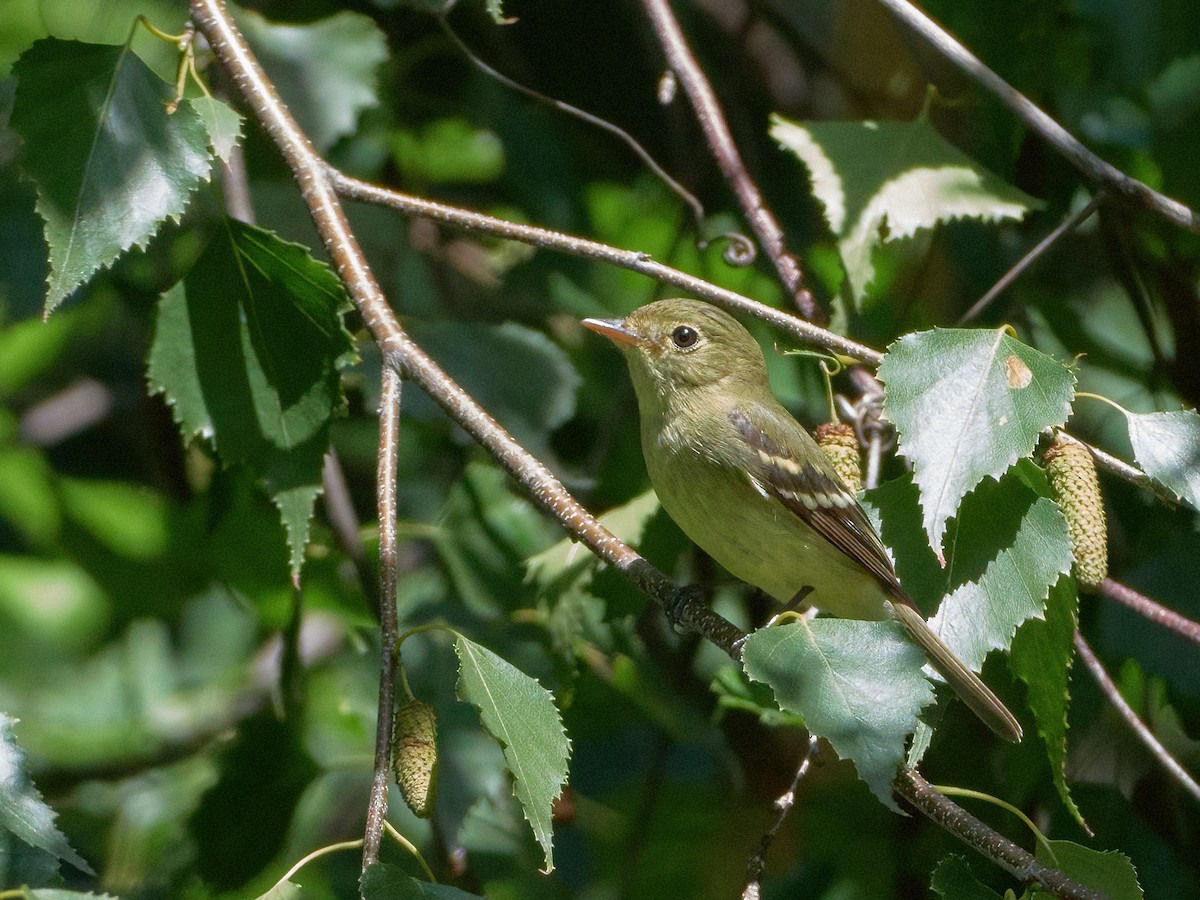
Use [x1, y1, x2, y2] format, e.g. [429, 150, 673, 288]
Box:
[644, 434, 887, 619]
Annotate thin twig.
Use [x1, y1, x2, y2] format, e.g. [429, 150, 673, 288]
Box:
[1097, 578, 1200, 646]
[742, 734, 819, 900]
[1073, 631, 1200, 804]
[325, 165, 874, 362]
[437, 6, 707, 229]
[960, 194, 1105, 324]
[639, 0, 825, 322]
[894, 768, 1106, 900]
[363, 366, 403, 867]
[1054, 431, 1180, 509]
[877, 0, 1199, 232]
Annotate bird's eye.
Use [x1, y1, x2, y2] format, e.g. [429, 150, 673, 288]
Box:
[671, 325, 699, 349]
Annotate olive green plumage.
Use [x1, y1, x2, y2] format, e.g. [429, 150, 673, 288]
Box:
[1044, 436, 1108, 592]
[584, 299, 1022, 743]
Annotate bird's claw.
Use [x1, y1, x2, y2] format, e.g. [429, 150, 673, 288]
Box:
[664, 584, 707, 632]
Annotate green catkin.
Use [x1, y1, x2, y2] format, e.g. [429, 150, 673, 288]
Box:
[1044, 437, 1108, 591]
[392, 700, 438, 818]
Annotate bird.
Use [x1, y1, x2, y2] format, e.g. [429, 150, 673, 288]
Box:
[582, 298, 1022, 743]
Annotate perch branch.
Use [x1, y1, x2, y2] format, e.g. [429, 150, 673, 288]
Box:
[639, 0, 825, 322]
[878, 0, 1200, 232]
[1074, 631, 1200, 803]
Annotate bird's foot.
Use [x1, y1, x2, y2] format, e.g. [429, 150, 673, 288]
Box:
[664, 584, 707, 632]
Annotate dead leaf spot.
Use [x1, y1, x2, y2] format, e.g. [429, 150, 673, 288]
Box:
[1005, 355, 1032, 389]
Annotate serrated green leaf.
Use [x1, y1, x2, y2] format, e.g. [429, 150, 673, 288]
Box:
[771, 115, 1038, 304]
[741, 619, 934, 810]
[1032, 840, 1143, 900]
[928, 477, 1073, 671]
[147, 218, 354, 573]
[930, 855, 1004, 899]
[878, 328, 1075, 556]
[1011, 578, 1086, 830]
[192, 94, 243, 163]
[235, 9, 387, 152]
[453, 635, 570, 872]
[10, 39, 212, 314]
[0, 714, 93, 879]
[1123, 408, 1200, 508]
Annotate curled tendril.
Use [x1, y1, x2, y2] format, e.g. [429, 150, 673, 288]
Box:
[698, 231, 757, 267]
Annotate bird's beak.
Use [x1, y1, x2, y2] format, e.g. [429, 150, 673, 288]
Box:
[582, 316, 646, 348]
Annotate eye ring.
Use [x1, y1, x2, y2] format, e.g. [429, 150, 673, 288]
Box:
[671, 325, 699, 349]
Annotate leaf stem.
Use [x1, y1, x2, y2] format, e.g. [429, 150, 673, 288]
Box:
[932, 785, 1058, 865]
[277, 838, 364, 887]
[383, 820, 438, 883]
[1073, 391, 1129, 416]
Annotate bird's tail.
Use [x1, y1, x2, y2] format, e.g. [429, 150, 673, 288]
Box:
[890, 602, 1023, 743]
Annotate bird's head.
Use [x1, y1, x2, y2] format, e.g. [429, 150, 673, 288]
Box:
[582, 299, 770, 405]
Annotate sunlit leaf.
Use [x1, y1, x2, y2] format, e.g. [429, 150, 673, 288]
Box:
[0, 713, 93, 880]
[771, 115, 1038, 304]
[192, 94, 243, 163]
[742, 619, 933, 810]
[1032, 840, 1143, 900]
[1124, 408, 1200, 509]
[454, 635, 570, 872]
[878, 328, 1075, 557]
[11, 39, 212, 314]
[927, 473, 1073, 671]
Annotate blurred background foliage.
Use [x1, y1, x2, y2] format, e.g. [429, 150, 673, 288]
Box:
[0, 0, 1198, 896]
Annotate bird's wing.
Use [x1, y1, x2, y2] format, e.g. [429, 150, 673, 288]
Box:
[728, 405, 906, 601]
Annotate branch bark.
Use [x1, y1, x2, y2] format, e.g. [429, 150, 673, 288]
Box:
[1097, 577, 1200, 646]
